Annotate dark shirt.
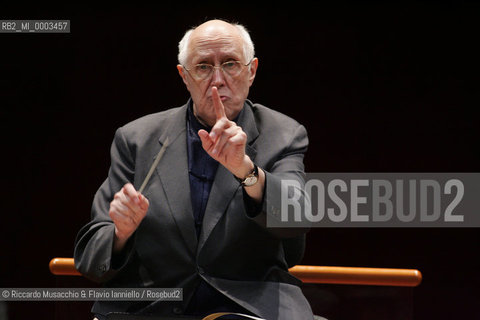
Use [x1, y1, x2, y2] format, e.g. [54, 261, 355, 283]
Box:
[184, 104, 254, 317]
[186, 105, 219, 237]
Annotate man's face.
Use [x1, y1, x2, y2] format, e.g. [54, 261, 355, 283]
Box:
[177, 21, 258, 127]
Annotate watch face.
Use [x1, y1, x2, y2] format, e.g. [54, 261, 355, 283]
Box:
[244, 175, 258, 186]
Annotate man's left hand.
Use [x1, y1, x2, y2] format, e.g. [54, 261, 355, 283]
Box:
[198, 86, 253, 179]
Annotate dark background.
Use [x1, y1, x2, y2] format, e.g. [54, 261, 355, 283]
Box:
[1, 2, 479, 319]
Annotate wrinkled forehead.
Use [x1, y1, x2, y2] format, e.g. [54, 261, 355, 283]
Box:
[188, 25, 244, 62]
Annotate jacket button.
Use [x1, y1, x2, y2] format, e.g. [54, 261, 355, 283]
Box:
[98, 264, 107, 273]
[173, 307, 182, 314]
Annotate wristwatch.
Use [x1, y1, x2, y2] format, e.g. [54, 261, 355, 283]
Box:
[236, 163, 259, 187]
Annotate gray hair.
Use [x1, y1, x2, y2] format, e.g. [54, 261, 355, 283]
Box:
[178, 22, 255, 66]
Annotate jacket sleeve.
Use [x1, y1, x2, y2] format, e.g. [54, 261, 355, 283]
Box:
[74, 127, 137, 283]
[246, 123, 311, 239]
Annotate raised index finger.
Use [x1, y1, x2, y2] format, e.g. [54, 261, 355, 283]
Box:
[212, 86, 226, 120]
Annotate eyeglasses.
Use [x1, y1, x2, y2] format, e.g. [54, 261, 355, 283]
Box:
[183, 59, 254, 81]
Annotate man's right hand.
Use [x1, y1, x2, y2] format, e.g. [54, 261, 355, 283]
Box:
[109, 183, 149, 252]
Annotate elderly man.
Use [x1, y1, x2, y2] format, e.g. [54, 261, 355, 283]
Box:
[74, 19, 314, 320]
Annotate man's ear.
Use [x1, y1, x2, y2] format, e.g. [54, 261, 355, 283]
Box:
[248, 58, 259, 86]
[177, 65, 188, 86]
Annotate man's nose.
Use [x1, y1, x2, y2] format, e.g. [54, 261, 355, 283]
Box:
[211, 67, 226, 87]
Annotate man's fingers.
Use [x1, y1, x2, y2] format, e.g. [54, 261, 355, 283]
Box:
[120, 188, 143, 216]
[112, 184, 149, 222]
[110, 209, 135, 226]
[209, 117, 231, 141]
[227, 130, 247, 146]
[109, 184, 150, 241]
[199, 129, 214, 152]
[111, 199, 138, 222]
[212, 126, 239, 156]
[138, 194, 149, 210]
[123, 183, 149, 211]
[123, 183, 140, 205]
[122, 183, 148, 214]
[212, 86, 226, 120]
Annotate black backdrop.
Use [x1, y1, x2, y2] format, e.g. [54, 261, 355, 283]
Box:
[1, 2, 479, 319]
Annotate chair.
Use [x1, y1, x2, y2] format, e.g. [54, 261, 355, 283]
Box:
[49, 258, 422, 287]
[49, 258, 422, 319]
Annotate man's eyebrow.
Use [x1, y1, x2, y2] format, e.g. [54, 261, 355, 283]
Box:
[193, 56, 212, 64]
[193, 52, 241, 64]
[222, 55, 240, 61]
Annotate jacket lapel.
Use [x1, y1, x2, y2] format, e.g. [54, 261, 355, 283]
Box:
[198, 101, 259, 253]
[155, 104, 197, 256]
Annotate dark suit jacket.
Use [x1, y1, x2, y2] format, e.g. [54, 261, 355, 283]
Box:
[74, 100, 314, 320]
